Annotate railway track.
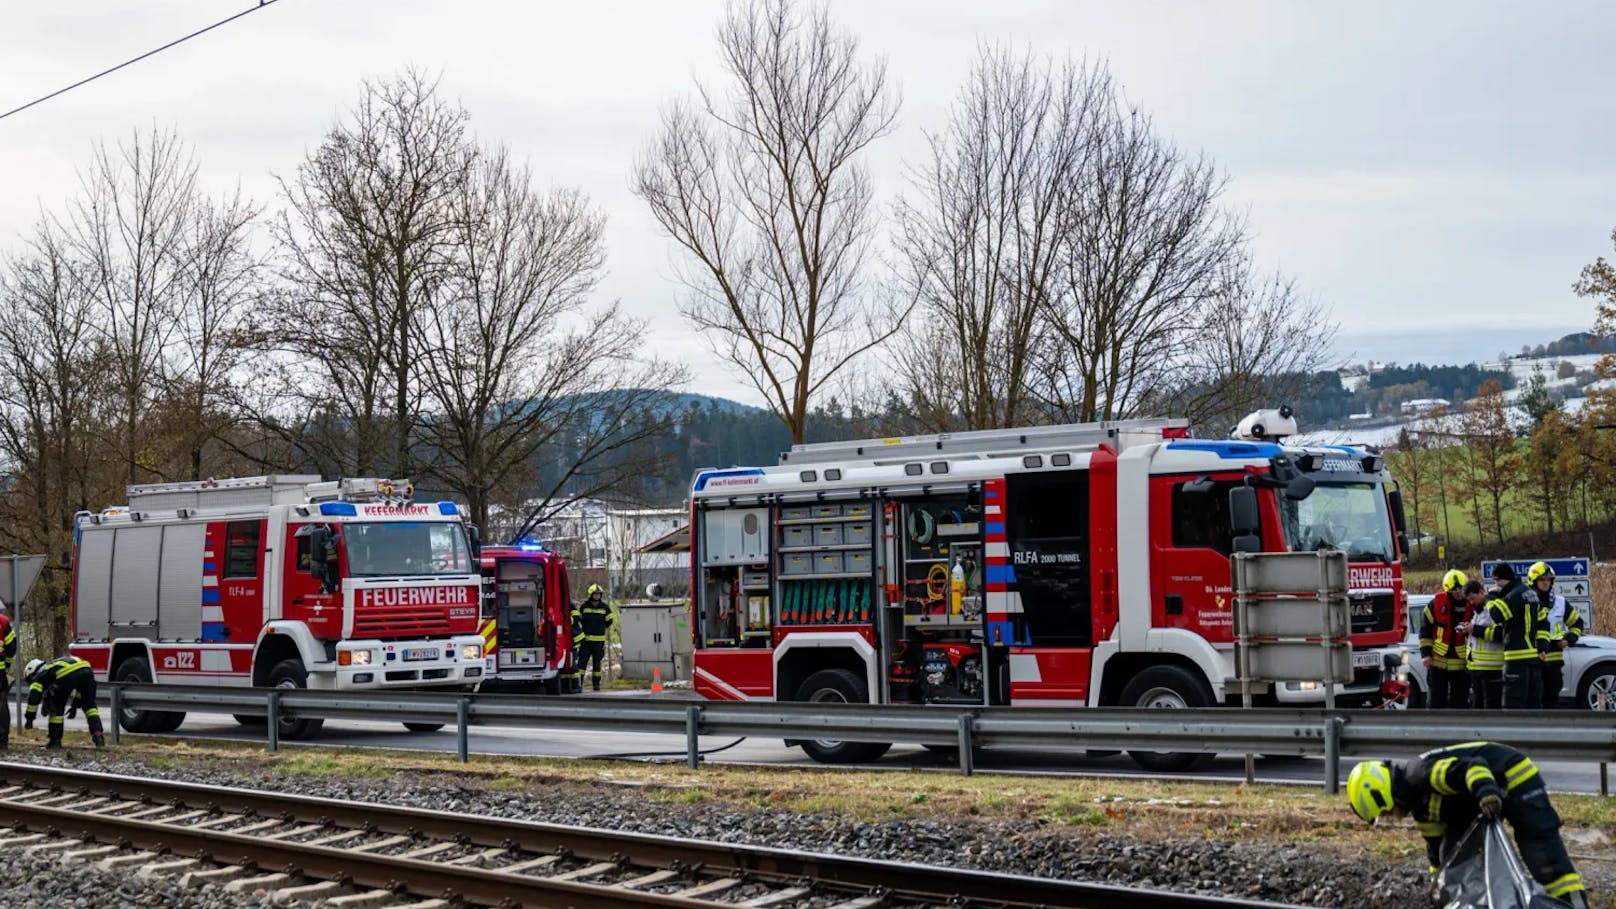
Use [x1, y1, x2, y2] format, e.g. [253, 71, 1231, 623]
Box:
[0, 762, 1302, 909]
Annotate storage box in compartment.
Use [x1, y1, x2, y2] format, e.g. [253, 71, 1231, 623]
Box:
[813, 504, 843, 518]
[781, 554, 814, 576]
[741, 568, 771, 588]
[845, 550, 872, 574]
[845, 522, 872, 545]
[780, 505, 813, 521]
[813, 523, 843, 546]
[814, 552, 845, 574]
[781, 525, 813, 548]
[844, 503, 872, 518]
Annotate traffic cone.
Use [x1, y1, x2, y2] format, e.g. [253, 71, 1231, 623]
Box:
[651, 666, 663, 693]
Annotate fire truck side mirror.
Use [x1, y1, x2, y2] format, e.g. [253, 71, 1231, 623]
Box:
[1228, 485, 1259, 537]
[467, 524, 482, 558]
[1284, 475, 1315, 501]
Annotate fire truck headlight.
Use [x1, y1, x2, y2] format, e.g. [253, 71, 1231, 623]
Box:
[346, 649, 372, 666]
[460, 643, 483, 662]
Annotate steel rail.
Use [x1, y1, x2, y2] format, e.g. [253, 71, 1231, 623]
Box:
[0, 762, 1301, 909]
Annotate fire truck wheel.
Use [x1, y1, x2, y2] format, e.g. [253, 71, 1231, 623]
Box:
[113, 656, 184, 734]
[267, 659, 326, 740]
[1119, 665, 1214, 773]
[794, 669, 892, 764]
[233, 715, 267, 726]
[402, 723, 445, 733]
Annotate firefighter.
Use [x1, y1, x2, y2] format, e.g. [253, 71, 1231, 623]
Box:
[1459, 580, 1503, 709]
[571, 583, 614, 692]
[1482, 563, 1547, 709]
[0, 602, 16, 750]
[1419, 570, 1474, 708]
[23, 656, 105, 749]
[1530, 561, 1584, 710]
[1346, 743, 1587, 909]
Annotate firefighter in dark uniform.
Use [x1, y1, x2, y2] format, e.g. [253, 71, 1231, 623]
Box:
[1347, 742, 1587, 908]
[1530, 561, 1584, 709]
[1482, 563, 1548, 709]
[0, 603, 16, 750]
[1419, 570, 1476, 708]
[571, 584, 614, 692]
[23, 656, 105, 749]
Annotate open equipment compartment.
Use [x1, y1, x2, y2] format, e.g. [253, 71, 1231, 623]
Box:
[776, 502, 877, 626]
[697, 506, 772, 647]
[886, 491, 992, 706]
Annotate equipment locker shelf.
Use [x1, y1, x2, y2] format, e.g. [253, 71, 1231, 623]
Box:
[775, 504, 876, 627]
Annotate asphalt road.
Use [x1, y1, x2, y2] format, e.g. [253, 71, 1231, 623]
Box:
[116, 694, 1616, 796]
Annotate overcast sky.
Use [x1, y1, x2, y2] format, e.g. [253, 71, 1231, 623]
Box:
[1, 1, 1612, 405]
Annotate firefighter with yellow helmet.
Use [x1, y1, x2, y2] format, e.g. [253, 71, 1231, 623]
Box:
[1419, 570, 1478, 708]
[571, 583, 614, 692]
[1346, 743, 1587, 908]
[1528, 561, 1584, 709]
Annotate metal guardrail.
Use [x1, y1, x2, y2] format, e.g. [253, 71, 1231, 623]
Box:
[101, 684, 1616, 791]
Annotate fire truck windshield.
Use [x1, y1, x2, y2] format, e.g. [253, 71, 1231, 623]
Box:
[342, 521, 474, 577]
[1278, 481, 1396, 563]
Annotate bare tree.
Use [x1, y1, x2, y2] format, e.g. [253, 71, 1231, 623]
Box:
[413, 148, 687, 531]
[1163, 263, 1338, 430]
[1460, 379, 1520, 544]
[66, 128, 198, 485]
[164, 189, 265, 480]
[891, 48, 1100, 431]
[271, 69, 471, 476]
[0, 220, 107, 652]
[634, 0, 901, 443]
[1036, 98, 1246, 423]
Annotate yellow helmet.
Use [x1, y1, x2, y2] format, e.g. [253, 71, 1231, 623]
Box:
[1441, 569, 1468, 593]
[586, 583, 604, 597]
[1347, 760, 1394, 823]
[1527, 561, 1553, 584]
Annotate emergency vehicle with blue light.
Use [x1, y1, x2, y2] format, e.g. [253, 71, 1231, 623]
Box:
[686, 408, 1410, 770]
[68, 476, 487, 738]
[476, 542, 576, 691]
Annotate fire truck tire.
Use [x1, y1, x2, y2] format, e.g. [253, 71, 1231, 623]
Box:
[267, 659, 325, 740]
[542, 675, 562, 696]
[403, 722, 445, 732]
[1120, 665, 1214, 773]
[794, 669, 892, 764]
[233, 715, 267, 726]
[113, 656, 184, 734]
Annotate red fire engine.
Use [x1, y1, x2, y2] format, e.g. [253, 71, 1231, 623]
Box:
[69, 476, 487, 738]
[476, 543, 575, 692]
[687, 409, 1409, 770]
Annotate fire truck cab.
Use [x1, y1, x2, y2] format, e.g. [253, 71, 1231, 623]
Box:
[69, 476, 487, 738]
[687, 410, 1409, 770]
[477, 544, 575, 692]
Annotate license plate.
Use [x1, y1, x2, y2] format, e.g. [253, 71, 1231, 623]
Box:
[403, 647, 439, 662]
[1352, 651, 1381, 669]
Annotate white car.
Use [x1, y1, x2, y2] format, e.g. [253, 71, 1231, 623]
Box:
[1404, 593, 1616, 709]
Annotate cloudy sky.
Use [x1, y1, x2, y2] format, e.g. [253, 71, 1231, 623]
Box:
[1, 1, 1611, 405]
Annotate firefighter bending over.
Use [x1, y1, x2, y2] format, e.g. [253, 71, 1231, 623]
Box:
[1346, 742, 1586, 908]
[23, 656, 105, 749]
[572, 584, 614, 692]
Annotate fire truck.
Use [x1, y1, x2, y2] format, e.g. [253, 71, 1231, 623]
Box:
[69, 476, 487, 739]
[476, 543, 575, 692]
[686, 408, 1410, 770]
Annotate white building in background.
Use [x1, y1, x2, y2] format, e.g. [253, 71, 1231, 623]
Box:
[1400, 398, 1451, 417]
[523, 499, 688, 588]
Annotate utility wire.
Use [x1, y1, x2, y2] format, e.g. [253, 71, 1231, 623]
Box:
[0, 0, 283, 123]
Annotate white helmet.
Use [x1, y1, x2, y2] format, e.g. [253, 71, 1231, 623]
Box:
[22, 658, 43, 680]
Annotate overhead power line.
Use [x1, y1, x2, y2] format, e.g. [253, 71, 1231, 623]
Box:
[0, 0, 283, 123]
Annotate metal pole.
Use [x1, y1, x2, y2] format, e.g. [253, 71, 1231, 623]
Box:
[110, 685, 122, 745]
[1601, 762, 1609, 799]
[266, 690, 280, 754]
[685, 704, 701, 769]
[1324, 716, 1344, 795]
[456, 697, 470, 764]
[11, 555, 21, 735]
[956, 714, 975, 777]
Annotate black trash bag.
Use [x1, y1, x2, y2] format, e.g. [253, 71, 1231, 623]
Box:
[1437, 819, 1574, 909]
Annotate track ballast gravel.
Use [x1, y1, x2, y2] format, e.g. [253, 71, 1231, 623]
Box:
[0, 747, 1580, 909]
